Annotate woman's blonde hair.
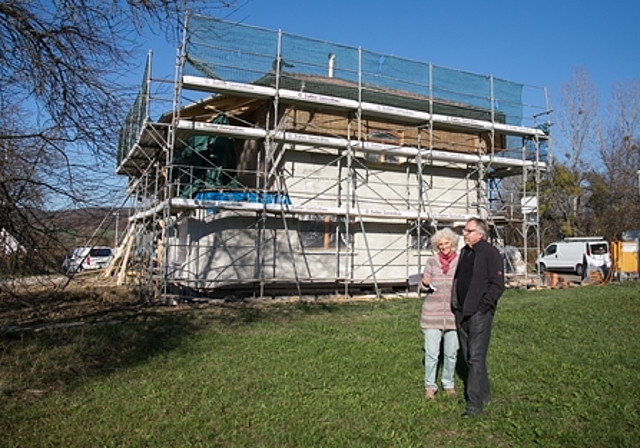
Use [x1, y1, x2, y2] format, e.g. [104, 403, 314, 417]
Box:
[429, 227, 459, 251]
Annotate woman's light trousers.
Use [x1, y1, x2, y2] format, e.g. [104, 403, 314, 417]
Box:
[423, 328, 458, 391]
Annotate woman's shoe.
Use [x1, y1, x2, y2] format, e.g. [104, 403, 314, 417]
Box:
[425, 386, 436, 399]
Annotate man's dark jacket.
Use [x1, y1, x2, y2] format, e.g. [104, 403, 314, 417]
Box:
[451, 239, 505, 316]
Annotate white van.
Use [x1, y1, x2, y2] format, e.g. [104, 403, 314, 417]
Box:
[536, 237, 611, 277]
[63, 246, 113, 273]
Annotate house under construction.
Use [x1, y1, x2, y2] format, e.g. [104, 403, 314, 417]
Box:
[114, 14, 550, 301]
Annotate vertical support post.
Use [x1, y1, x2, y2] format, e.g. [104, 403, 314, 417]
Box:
[113, 212, 119, 248]
[637, 169, 640, 226]
[637, 169, 640, 280]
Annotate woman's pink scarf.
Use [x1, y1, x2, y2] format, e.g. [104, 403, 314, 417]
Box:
[438, 251, 457, 274]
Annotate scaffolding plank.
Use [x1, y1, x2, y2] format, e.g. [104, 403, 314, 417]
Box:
[175, 120, 267, 140]
[183, 75, 276, 98]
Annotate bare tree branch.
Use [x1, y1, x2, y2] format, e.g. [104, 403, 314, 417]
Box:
[0, 0, 238, 279]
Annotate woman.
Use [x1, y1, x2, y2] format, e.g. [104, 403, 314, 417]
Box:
[420, 227, 460, 399]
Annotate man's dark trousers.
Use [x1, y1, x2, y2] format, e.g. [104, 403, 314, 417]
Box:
[456, 309, 494, 413]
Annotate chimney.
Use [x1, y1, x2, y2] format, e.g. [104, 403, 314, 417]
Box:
[328, 53, 335, 78]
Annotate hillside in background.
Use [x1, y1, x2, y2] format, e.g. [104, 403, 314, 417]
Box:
[51, 207, 133, 252]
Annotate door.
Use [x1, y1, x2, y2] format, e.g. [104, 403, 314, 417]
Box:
[586, 242, 610, 268]
[540, 244, 560, 270]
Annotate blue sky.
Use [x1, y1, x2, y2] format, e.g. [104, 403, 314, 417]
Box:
[140, 0, 639, 115]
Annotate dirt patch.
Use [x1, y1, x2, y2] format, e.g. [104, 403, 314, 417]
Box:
[0, 273, 154, 331]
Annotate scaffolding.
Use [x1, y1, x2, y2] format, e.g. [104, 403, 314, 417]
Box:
[114, 14, 551, 301]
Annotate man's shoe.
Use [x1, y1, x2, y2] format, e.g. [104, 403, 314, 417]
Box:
[461, 409, 482, 418]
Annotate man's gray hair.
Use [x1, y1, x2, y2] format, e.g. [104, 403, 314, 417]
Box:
[467, 217, 489, 238]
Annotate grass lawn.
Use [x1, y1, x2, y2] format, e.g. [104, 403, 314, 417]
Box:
[1, 282, 639, 447]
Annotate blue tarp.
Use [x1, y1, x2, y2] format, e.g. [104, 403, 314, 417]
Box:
[194, 190, 292, 207]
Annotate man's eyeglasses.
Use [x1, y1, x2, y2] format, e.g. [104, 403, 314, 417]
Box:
[462, 228, 477, 234]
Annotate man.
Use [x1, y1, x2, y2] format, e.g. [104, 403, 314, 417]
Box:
[451, 218, 505, 417]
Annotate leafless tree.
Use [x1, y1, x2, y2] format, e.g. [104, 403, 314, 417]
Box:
[585, 80, 640, 238]
[556, 67, 599, 172]
[548, 67, 599, 238]
[0, 0, 239, 279]
[549, 69, 640, 242]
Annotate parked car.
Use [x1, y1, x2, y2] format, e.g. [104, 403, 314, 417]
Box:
[63, 246, 114, 273]
[536, 237, 611, 277]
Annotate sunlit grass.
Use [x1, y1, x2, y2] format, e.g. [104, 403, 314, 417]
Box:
[2, 283, 640, 447]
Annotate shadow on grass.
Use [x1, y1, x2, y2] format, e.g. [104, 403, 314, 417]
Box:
[0, 313, 198, 397]
[0, 292, 369, 399]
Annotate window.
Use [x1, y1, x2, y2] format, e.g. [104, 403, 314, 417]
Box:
[299, 215, 352, 251]
[589, 243, 608, 255]
[90, 248, 112, 257]
[365, 129, 403, 164]
[410, 221, 433, 251]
